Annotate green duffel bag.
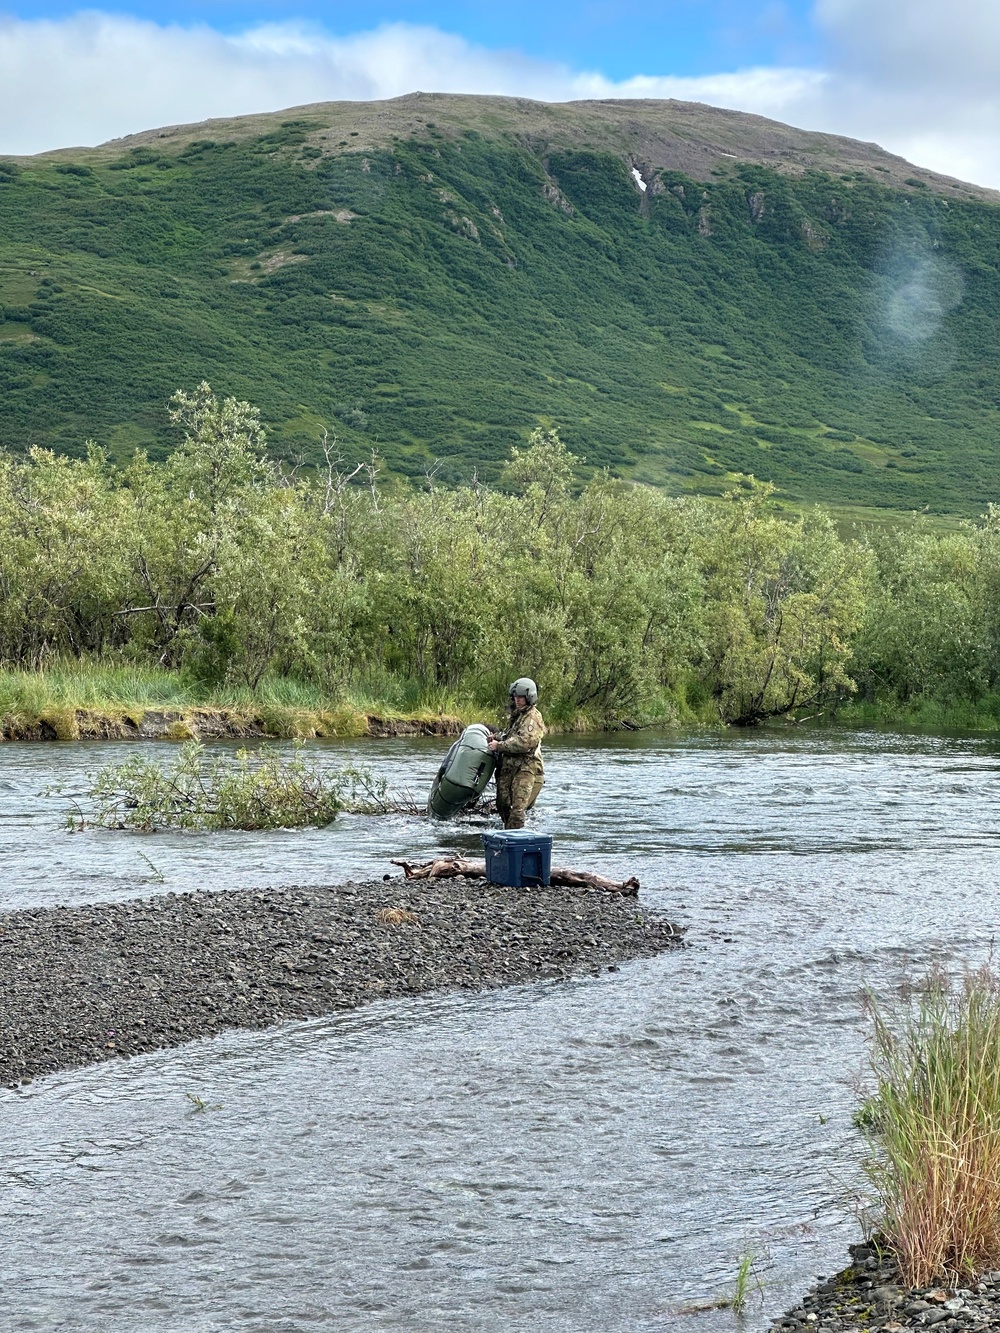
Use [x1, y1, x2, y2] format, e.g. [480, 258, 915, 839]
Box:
[427, 724, 496, 819]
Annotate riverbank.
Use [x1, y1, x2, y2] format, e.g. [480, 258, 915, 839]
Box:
[4, 703, 467, 742]
[0, 664, 476, 740]
[0, 663, 708, 741]
[0, 666, 598, 741]
[8, 663, 1000, 744]
[0, 880, 683, 1087]
[773, 1239, 1000, 1331]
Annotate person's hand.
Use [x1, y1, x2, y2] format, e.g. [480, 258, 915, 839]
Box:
[488, 738, 499, 752]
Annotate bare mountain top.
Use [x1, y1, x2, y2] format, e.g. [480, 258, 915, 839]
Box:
[29, 91, 999, 202]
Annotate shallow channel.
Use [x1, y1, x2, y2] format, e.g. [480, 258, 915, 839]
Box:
[4, 727, 1000, 1331]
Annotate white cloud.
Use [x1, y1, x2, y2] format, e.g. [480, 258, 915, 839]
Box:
[0, 14, 372, 152]
[802, 0, 1000, 187]
[1, 6, 999, 191]
[0, 13, 823, 157]
[573, 65, 828, 118]
[816, 0, 1000, 90]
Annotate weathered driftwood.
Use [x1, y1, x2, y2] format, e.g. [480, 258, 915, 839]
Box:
[550, 868, 641, 896]
[391, 856, 485, 881]
[390, 858, 640, 896]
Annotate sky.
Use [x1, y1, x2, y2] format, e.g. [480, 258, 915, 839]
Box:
[2, 0, 1000, 189]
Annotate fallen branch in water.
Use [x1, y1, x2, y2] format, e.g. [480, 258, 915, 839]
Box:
[390, 857, 641, 896]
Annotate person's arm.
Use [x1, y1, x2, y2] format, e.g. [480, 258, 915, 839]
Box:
[495, 712, 543, 755]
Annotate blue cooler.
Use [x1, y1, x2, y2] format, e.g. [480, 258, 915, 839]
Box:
[482, 830, 553, 887]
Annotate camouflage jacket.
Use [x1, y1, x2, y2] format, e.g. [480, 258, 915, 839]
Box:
[496, 705, 545, 772]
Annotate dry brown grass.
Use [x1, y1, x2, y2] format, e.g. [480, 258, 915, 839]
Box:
[375, 907, 421, 927]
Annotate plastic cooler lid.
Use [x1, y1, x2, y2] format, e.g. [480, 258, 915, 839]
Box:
[482, 830, 552, 845]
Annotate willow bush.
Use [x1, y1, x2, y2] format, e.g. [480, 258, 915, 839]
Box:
[5, 382, 1000, 726]
[79, 741, 401, 831]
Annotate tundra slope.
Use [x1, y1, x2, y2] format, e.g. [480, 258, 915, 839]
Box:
[44, 92, 996, 202]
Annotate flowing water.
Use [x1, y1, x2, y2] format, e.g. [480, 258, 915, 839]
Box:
[4, 727, 1000, 1331]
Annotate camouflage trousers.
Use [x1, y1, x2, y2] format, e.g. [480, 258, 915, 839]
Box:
[496, 762, 544, 830]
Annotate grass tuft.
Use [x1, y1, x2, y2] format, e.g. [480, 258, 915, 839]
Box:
[374, 907, 422, 926]
[860, 965, 1000, 1287]
[39, 706, 80, 740]
[673, 1246, 764, 1317]
[730, 1248, 759, 1314]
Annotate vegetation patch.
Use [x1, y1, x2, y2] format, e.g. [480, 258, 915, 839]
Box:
[2, 384, 1000, 731]
[859, 967, 1000, 1287]
[76, 740, 403, 831]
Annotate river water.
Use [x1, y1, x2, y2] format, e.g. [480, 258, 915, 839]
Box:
[4, 727, 1000, 1332]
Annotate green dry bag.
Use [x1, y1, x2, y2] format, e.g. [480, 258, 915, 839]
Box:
[427, 724, 496, 819]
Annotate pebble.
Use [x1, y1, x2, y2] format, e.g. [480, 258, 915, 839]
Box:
[0, 878, 684, 1085]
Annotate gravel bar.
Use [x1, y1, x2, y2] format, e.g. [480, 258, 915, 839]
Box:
[774, 1240, 1000, 1330]
[0, 879, 683, 1086]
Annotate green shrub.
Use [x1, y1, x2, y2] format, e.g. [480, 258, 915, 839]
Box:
[80, 740, 394, 830]
[2, 385, 1000, 728]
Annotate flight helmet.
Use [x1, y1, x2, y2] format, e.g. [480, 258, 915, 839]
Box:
[509, 677, 538, 707]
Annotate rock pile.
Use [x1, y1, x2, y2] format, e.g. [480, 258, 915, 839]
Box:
[0, 877, 683, 1086]
[773, 1242, 1000, 1331]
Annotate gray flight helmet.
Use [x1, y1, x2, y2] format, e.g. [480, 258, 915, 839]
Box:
[509, 677, 538, 706]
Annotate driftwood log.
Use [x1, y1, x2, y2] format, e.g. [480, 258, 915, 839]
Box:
[390, 858, 640, 896]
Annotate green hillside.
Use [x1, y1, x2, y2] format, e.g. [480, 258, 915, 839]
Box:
[2, 94, 1000, 512]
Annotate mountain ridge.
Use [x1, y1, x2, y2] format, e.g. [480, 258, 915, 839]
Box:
[20, 92, 998, 204]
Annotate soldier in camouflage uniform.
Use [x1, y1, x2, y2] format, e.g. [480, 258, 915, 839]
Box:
[487, 677, 545, 829]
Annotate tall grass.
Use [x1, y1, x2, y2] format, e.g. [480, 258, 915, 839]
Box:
[0, 659, 479, 735]
[0, 663, 195, 716]
[0, 658, 699, 736]
[860, 966, 1000, 1287]
[729, 1248, 760, 1313]
[836, 694, 1000, 734]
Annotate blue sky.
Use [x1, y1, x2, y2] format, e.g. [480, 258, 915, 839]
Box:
[5, 0, 823, 79]
[1, 0, 999, 189]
